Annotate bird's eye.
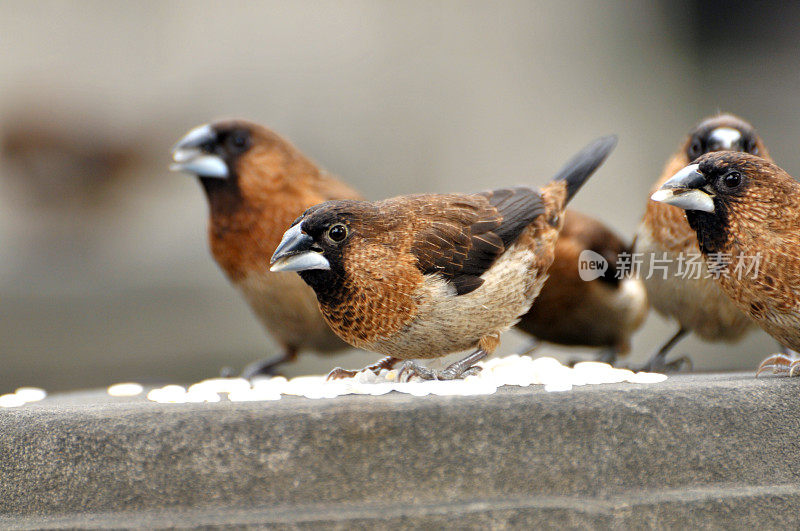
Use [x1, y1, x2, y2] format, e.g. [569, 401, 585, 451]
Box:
[228, 131, 249, 151]
[687, 139, 703, 160]
[722, 171, 741, 188]
[746, 139, 759, 155]
[327, 224, 348, 243]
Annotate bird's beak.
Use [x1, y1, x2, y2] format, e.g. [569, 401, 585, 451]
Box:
[169, 124, 229, 178]
[650, 163, 715, 213]
[707, 127, 743, 152]
[270, 224, 331, 272]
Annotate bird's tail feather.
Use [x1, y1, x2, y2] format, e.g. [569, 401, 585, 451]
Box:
[552, 135, 617, 204]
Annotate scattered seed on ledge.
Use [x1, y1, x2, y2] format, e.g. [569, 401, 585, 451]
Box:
[135, 355, 667, 404]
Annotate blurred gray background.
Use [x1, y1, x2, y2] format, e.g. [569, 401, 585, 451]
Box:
[1, 0, 798, 392]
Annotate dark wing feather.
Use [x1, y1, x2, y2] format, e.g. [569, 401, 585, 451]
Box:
[410, 188, 544, 295]
[479, 187, 546, 246]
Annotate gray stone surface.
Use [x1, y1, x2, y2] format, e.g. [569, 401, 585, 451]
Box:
[1, 373, 799, 528]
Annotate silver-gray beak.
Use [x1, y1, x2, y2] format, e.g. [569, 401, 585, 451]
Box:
[270, 224, 331, 272]
[650, 163, 715, 213]
[169, 124, 229, 178]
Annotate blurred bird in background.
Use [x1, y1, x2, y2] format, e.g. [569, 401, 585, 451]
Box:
[271, 136, 616, 380]
[2, 117, 139, 211]
[651, 151, 800, 376]
[515, 209, 648, 365]
[0, 110, 149, 286]
[634, 114, 770, 371]
[170, 120, 362, 377]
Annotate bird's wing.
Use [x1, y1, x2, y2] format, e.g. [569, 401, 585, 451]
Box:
[409, 187, 544, 295]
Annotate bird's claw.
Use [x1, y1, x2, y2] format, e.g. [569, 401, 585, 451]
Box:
[397, 361, 482, 381]
[755, 354, 800, 377]
[397, 361, 436, 381]
[241, 364, 285, 380]
[635, 355, 692, 374]
[660, 355, 693, 373]
[460, 365, 483, 378]
[326, 367, 358, 380]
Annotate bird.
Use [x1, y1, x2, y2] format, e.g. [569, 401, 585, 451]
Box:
[270, 135, 617, 380]
[515, 209, 648, 365]
[170, 119, 362, 377]
[650, 151, 800, 376]
[634, 113, 770, 371]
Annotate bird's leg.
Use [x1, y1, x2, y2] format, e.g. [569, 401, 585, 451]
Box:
[780, 344, 800, 356]
[398, 334, 500, 381]
[636, 327, 691, 372]
[238, 346, 299, 379]
[756, 346, 800, 377]
[520, 338, 542, 357]
[595, 347, 618, 366]
[326, 356, 400, 381]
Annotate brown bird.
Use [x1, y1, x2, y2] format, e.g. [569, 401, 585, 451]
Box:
[634, 114, 770, 371]
[650, 151, 800, 376]
[170, 120, 361, 377]
[516, 210, 648, 365]
[270, 136, 617, 380]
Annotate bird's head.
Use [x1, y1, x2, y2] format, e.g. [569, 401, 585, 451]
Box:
[651, 151, 795, 252]
[683, 113, 767, 162]
[170, 120, 318, 213]
[269, 200, 380, 278]
[170, 120, 252, 181]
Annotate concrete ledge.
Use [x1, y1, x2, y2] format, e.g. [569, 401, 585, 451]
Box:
[1, 373, 799, 527]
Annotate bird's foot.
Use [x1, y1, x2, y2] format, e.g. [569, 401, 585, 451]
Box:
[595, 348, 619, 366]
[756, 354, 800, 377]
[397, 360, 482, 381]
[326, 367, 358, 380]
[633, 355, 692, 374]
[635, 328, 690, 373]
[239, 358, 287, 380]
[220, 363, 282, 380]
[235, 347, 299, 380]
[397, 347, 489, 381]
[220, 366, 237, 378]
[326, 356, 400, 381]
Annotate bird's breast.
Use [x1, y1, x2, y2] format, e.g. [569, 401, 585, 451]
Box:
[364, 240, 551, 359]
[314, 267, 421, 350]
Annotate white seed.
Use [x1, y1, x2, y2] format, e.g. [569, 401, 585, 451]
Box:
[627, 372, 669, 384]
[228, 389, 281, 402]
[188, 378, 250, 395]
[146, 385, 187, 404]
[184, 390, 221, 403]
[129, 354, 666, 404]
[107, 383, 144, 397]
[14, 387, 47, 402]
[0, 394, 25, 408]
[544, 381, 574, 393]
